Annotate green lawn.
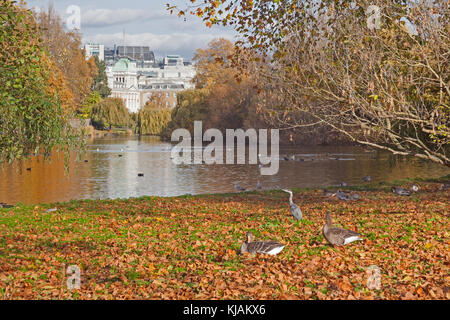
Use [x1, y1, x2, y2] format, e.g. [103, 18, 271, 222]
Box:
[0, 182, 448, 299]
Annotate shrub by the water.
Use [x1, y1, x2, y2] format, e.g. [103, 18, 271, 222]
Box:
[161, 89, 209, 139]
[91, 98, 133, 130]
[137, 106, 172, 135]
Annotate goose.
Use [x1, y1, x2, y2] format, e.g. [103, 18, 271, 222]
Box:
[234, 183, 246, 192]
[439, 183, 450, 191]
[281, 189, 303, 220]
[323, 189, 336, 197]
[336, 190, 352, 201]
[338, 182, 348, 187]
[351, 193, 360, 200]
[322, 213, 363, 246]
[363, 176, 372, 182]
[392, 187, 411, 196]
[240, 232, 285, 255]
[336, 190, 360, 201]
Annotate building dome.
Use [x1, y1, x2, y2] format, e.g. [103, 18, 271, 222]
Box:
[112, 58, 137, 73]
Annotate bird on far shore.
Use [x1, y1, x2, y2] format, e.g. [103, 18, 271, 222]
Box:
[363, 176, 371, 182]
[234, 183, 246, 192]
[392, 187, 411, 196]
[439, 183, 450, 191]
[256, 178, 262, 190]
[336, 190, 359, 201]
[322, 189, 336, 197]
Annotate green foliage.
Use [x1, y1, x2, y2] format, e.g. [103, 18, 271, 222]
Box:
[0, 0, 81, 163]
[92, 56, 111, 98]
[78, 91, 102, 119]
[161, 89, 210, 139]
[91, 98, 133, 130]
[137, 106, 172, 135]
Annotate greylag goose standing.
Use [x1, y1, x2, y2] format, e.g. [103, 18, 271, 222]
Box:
[323, 213, 363, 246]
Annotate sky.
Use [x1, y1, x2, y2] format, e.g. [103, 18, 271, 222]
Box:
[25, 0, 237, 61]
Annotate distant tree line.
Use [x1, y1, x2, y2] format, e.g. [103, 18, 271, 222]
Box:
[169, 0, 449, 166]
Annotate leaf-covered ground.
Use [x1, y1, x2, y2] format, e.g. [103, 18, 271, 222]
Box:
[0, 182, 448, 300]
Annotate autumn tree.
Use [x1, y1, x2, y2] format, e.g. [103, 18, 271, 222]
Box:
[194, 38, 261, 131]
[35, 5, 97, 109]
[170, 0, 449, 166]
[92, 56, 111, 99]
[91, 98, 133, 130]
[0, 0, 81, 162]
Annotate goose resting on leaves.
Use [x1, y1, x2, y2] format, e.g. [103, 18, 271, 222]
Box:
[322, 213, 363, 246]
[391, 187, 411, 196]
[240, 232, 285, 255]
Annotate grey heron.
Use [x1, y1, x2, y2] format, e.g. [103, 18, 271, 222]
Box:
[281, 189, 303, 220]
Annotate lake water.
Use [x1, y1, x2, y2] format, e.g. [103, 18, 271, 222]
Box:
[1, 136, 449, 204]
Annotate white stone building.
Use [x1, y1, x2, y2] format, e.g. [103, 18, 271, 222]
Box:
[84, 44, 104, 61]
[106, 55, 196, 113]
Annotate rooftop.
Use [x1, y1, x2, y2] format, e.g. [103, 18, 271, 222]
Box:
[112, 58, 137, 73]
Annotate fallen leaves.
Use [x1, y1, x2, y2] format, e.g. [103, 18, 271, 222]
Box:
[0, 184, 448, 300]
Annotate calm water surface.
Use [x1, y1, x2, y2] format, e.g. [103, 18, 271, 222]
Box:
[1, 136, 448, 204]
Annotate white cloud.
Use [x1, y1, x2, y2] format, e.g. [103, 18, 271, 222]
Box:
[81, 8, 166, 27]
[84, 32, 235, 58]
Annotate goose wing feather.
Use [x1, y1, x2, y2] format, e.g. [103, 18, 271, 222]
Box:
[325, 227, 362, 245]
[247, 241, 285, 255]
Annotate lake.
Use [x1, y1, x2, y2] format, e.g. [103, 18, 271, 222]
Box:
[1, 136, 448, 204]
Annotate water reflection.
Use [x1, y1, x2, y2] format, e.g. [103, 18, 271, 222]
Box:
[0, 136, 448, 204]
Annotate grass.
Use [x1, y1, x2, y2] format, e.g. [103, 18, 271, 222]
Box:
[0, 180, 448, 300]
